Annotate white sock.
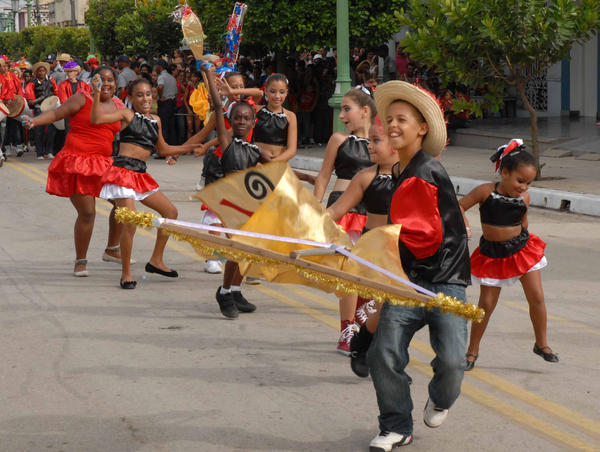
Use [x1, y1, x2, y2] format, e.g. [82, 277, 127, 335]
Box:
[220, 287, 231, 295]
[230, 285, 241, 292]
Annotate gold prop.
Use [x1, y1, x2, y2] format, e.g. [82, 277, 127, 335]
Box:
[180, 6, 206, 59]
[114, 207, 484, 322]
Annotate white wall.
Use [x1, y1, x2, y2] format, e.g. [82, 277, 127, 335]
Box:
[570, 36, 598, 117]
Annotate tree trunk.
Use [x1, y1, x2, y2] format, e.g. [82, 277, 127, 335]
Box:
[516, 80, 541, 179]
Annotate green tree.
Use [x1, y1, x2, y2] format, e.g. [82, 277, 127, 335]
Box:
[86, 0, 135, 57]
[0, 26, 90, 62]
[396, 0, 600, 178]
[115, 0, 183, 58]
[192, 0, 405, 54]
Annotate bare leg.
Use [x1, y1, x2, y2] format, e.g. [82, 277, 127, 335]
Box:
[466, 285, 502, 363]
[520, 270, 550, 349]
[140, 190, 178, 272]
[223, 261, 242, 289]
[69, 194, 96, 273]
[104, 201, 124, 259]
[114, 198, 136, 282]
[339, 294, 358, 323]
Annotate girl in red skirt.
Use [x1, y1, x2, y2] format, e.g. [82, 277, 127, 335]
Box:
[313, 85, 375, 354]
[90, 76, 200, 289]
[21, 66, 126, 277]
[459, 139, 558, 370]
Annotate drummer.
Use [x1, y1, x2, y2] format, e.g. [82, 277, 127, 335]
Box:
[24, 62, 58, 160]
[0, 57, 24, 160]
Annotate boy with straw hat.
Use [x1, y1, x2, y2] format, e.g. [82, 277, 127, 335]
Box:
[366, 81, 470, 450]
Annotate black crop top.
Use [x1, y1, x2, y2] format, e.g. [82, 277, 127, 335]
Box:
[120, 112, 159, 153]
[221, 138, 261, 175]
[254, 108, 288, 146]
[363, 166, 395, 215]
[334, 135, 371, 180]
[479, 184, 527, 226]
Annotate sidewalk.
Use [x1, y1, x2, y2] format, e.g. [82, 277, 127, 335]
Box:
[290, 145, 600, 217]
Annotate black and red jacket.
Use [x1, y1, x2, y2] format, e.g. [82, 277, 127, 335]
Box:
[389, 150, 470, 286]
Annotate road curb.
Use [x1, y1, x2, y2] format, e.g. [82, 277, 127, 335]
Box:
[290, 156, 600, 217]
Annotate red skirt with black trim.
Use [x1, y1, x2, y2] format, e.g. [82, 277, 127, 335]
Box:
[471, 229, 547, 287]
[100, 165, 159, 193]
[46, 151, 113, 197]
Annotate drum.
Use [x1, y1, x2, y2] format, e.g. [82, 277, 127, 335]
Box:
[40, 95, 65, 130]
[7, 95, 32, 118]
[0, 101, 8, 122]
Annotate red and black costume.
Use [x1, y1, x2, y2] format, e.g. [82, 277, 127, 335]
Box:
[470, 184, 547, 286]
[46, 92, 123, 197]
[57, 79, 92, 104]
[389, 150, 470, 286]
[361, 166, 394, 233]
[326, 135, 372, 235]
[100, 111, 160, 201]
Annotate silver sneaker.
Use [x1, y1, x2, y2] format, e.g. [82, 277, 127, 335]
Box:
[369, 431, 413, 451]
[423, 397, 448, 428]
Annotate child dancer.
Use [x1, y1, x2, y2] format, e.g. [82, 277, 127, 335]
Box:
[21, 66, 126, 277]
[185, 70, 262, 274]
[460, 139, 558, 370]
[367, 80, 470, 450]
[203, 65, 261, 319]
[313, 85, 375, 355]
[327, 118, 397, 378]
[90, 76, 200, 289]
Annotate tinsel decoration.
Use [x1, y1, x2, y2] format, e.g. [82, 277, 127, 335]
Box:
[114, 208, 484, 322]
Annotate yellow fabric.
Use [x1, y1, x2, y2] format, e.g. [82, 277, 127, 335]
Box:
[189, 82, 209, 121]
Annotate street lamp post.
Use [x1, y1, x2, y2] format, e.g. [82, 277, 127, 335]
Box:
[328, 0, 351, 133]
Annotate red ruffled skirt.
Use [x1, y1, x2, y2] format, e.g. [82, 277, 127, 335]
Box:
[337, 212, 368, 235]
[471, 230, 547, 287]
[100, 165, 159, 193]
[46, 151, 113, 197]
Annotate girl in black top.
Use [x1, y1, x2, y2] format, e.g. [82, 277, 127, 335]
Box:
[203, 65, 262, 319]
[459, 139, 557, 369]
[313, 86, 375, 355]
[91, 77, 201, 289]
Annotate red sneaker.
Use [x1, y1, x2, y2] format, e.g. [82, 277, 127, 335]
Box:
[337, 321, 358, 356]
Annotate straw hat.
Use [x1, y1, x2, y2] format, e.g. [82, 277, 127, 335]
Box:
[374, 80, 446, 156]
[58, 53, 71, 62]
[32, 61, 50, 75]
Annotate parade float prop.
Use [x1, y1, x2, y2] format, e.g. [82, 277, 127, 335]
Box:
[115, 162, 484, 322]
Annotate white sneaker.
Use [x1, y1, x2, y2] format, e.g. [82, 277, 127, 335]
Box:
[423, 397, 448, 428]
[4, 146, 12, 156]
[37, 156, 45, 160]
[16, 145, 24, 157]
[369, 431, 413, 451]
[204, 259, 223, 274]
[46, 153, 54, 159]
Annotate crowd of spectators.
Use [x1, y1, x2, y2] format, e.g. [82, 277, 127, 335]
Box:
[0, 43, 473, 166]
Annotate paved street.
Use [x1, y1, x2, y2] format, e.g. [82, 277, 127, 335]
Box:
[1, 153, 599, 452]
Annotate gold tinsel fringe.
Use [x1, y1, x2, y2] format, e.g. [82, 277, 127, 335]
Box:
[115, 208, 484, 322]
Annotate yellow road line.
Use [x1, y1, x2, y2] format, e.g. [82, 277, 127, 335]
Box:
[255, 284, 338, 329]
[411, 360, 599, 452]
[284, 285, 338, 311]
[5, 161, 47, 184]
[9, 159, 48, 177]
[9, 161, 600, 449]
[505, 300, 600, 337]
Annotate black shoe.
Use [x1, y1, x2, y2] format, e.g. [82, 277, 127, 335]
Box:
[232, 290, 256, 313]
[120, 279, 137, 289]
[350, 324, 373, 378]
[533, 344, 559, 362]
[145, 262, 178, 278]
[216, 287, 238, 319]
[465, 353, 478, 371]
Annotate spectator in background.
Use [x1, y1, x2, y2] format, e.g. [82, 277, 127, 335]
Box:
[58, 61, 92, 133]
[154, 59, 178, 145]
[25, 61, 58, 160]
[396, 45, 410, 80]
[116, 55, 136, 99]
[297, 64, 319, 145]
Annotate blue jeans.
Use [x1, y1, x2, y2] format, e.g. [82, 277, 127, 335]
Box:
[367, 281, 468, 435]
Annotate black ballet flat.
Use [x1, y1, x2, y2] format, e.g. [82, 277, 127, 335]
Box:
[533, 344, 559, 363]
[120, 279, 137, 289]
[145, 262, 179, 278]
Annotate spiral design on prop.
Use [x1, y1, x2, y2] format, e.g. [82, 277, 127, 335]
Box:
[244, 171, 275, 200]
